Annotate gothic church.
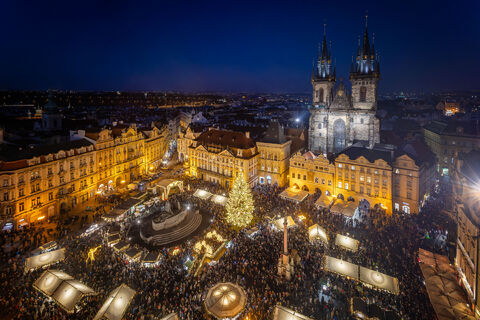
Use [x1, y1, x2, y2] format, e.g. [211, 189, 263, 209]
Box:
[308, 18, 380, 154]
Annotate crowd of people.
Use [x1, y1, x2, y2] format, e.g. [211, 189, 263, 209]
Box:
[0, 176, 451, 319]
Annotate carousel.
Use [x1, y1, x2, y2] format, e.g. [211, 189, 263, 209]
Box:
[204, 282, 247, 319]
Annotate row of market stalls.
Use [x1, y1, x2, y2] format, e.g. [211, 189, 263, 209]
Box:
[106, 226, 162, 266]
[324, 256, 400, 294]
[193, 189, 229, 206]
[418, 248, 475, 320]
[350, 298, 400, 320]
[274, 218, 360, 253]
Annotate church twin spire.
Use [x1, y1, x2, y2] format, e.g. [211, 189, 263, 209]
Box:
[313, 15, 380, 82]
[312, 23, 335, 81]
[350, 13, 380, 78]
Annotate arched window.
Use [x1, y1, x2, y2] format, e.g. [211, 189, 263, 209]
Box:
[318, 123, 322, 129]
[319, 88, 324, 102]
[360, 86, 367, 102]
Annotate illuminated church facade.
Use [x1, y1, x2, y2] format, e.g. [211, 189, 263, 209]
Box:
[308, 19, 380, 154]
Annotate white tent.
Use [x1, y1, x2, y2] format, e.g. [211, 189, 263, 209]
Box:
[324, 256, 359, 280]
[193, 189, 213, 200]
[359, 267, 400, 295]
[94, 284, 136, 320]
[211, 194, 228, 206]
[160, 313, 179, 320]
[273, 216, 296, 230]
[279, 187, 309, 203]
[330, 199, 345, 214]
[272, 305, 314, 320]
[33, 270, 95, 313]
[335, 234, 360, 252]
[342, 201, 358, 218]
[308, 224, 328, 243]
[315, 194, 334, 209]
[25, 248, 65, 272]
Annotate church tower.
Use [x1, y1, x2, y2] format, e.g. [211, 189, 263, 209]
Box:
[350, 14, 380, 111]
[308, 16, 380, 154]
[311, 24, 335, 107]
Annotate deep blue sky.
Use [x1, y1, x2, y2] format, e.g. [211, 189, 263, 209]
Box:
[1, 0, 479, 93]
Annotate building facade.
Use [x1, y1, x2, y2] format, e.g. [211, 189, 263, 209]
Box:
[289, 151, 335, 195]
[0, 139, 97, 225]
[424, 120, 480, 176]
[256, 121, 292, 187]
[288, 142, 435, 215]
[188, 129, 259, 188]
[452, 150, 480, 316]
[309, 22, 380, 154]
[0, 123, 167, 226]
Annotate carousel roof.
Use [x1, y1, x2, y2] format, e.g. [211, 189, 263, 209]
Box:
[204, 282, 247, 319]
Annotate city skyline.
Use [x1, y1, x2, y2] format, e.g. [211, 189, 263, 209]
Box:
[1, 0, 479, 94]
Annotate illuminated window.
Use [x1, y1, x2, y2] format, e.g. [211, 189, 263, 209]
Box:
[338, 181, 342, 188]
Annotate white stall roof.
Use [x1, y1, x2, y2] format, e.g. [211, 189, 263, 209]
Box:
[335, 234, 360, 252]
[25, 248, 65, 272]
[94, 284, 136, 320]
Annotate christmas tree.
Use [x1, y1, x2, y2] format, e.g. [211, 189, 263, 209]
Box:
[225, 172, 254, 229]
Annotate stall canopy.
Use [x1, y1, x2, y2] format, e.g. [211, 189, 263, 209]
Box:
[211, 194, 228, 206]
[335, 234, 360, 252]
[160, 313, 179, 320]
[272, 305, 314, 320]
[107, 234, 121, 245]
[418, 248, 475, 320]
[315, 194, 334, 209]
[25, 248, 65, 272]
[330, 199, 346, 214]
[204, 282, 247, 319]
[193, 189, 213, 200]
[279, 187, 309, 203]
[342, 201, 358, 218]
[324, 256, 359, 280]
[31, 241, 58, 255]
[33, 270, 95, 313]
[273, 216, 296, 230]
[124, 247, 142, 261]
[93, 284, 136, 320]
[142, 251, 161, 265]
[113, 240, 130, 252]
[359, 267, 400, 295]
[308, 224, 328, 243]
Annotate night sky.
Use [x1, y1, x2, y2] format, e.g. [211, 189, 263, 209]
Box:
[1, 0, 479, 93]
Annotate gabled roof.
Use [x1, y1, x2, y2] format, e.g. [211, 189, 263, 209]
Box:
[195, 129, 255, 149]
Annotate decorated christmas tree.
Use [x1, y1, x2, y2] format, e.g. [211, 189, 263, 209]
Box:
[225, 172, 254, 229]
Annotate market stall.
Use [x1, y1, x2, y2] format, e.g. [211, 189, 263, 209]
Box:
[324, 256, 359, 280]
[273, 216, 296, 230]
[308, 224, 328, 243]
[33, 270, 95, 313]
[93, 284, 136, 320]
[211, 194, 228, 206]
[314, 194, 334, 209]
[272, 305, 314, 320]
[335, 234, 360, 252]
[359, 267, 400, 294]
[278, 187, 309, 203]
[25, 248, 66, 272]
[193, 189, 213, 200]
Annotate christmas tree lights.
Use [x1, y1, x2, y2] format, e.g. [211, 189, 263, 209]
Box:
[225, 172, 254, 229]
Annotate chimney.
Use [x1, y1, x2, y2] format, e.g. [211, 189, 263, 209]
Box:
[245, 131, 250, 139]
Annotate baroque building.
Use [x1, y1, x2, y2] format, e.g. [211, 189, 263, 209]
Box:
[309, 20, 380, 154]
[0, 123, 168, 225]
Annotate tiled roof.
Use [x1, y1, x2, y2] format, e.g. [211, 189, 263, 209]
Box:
[0, 139, 94, 171]
[195, 129, 256, 149]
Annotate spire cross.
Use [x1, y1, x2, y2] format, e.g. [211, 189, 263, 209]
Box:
[323, 22, 326, 36]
